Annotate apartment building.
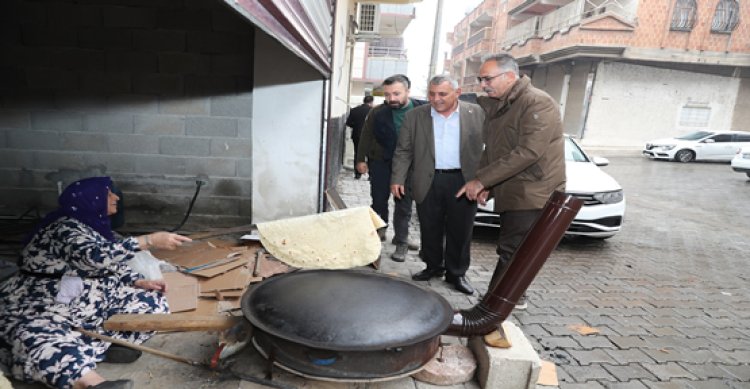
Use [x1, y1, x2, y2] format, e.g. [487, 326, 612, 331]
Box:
[446, 0, 750, 147]
[348, 3, 417, 102]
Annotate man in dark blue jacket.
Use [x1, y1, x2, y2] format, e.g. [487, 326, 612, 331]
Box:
[356, 75, 424, 261]
[345, 95, 374, 179]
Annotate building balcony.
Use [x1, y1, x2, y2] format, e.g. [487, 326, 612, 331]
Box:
[467, 27, 492, 48]
[452, 42, 466, 56]
[468, 0, 497, 29]
[502, 0, 638, 49]
[366, 58, 409, 80]
[368, 46, 407, 59]
[502, 16, 539, 47]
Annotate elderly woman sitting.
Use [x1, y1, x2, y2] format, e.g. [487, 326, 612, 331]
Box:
[0, 177, 191, 389]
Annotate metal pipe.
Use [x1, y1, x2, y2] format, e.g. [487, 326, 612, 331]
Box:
[445, 191, 583, 337]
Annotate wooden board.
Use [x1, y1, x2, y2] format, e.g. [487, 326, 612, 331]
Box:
[103, 314, 243, 332]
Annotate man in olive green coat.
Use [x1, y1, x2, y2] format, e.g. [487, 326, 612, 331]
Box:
[457, 53, 566, 308]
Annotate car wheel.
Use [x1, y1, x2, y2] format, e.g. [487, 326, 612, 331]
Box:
[674, 149, 695, 163]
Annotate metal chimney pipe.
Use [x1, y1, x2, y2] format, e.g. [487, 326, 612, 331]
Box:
[445, 191, 583, 337]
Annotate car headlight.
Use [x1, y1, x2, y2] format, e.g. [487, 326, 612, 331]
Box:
[593, 190, 624, 204]
[658, 145, 675, 151]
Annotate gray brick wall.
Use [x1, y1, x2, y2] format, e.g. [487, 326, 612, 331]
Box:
[0, 0, 255, 228]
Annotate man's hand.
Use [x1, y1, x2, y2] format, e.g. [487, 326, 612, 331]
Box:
[356, 162, 368, 174]
[477, 189, 490, 206]
[391, 184, 405, 199]
[134, 279, 167, 293]
[456, 179, 485, 201]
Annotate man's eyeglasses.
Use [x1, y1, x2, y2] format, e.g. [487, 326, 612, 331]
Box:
[477, 73, 505, 84]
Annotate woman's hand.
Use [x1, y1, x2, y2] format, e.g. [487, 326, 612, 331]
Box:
[139, 232, 192, 250]
[134, 279, 167, 292]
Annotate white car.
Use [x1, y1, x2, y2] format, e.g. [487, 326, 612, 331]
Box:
[642, 130, 750, 163]
[475, 136, 625, 239]
[731, 147, 750, 178]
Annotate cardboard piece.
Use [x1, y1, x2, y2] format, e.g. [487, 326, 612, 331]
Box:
[163, 272, 198, 313]
[537, 360, 559, 386]
[568, 324, 600, 335]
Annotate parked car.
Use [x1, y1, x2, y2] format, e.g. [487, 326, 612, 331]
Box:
[643, 130, 750, 163]
[731, 147, 750, 178]
[475, 136, 625, 239]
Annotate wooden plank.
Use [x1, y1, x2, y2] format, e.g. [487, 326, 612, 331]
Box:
[103, 314, 243, 332]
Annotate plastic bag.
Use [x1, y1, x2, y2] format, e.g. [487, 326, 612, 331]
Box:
[127, 250, 164, 280]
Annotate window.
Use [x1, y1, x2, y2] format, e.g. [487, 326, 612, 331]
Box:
[712, 0, 740, 33]
[708, 134, 733, 143]
[671, 0, 697, 31]
[734, 134, 750, 142]
[679, 105, 711, 127]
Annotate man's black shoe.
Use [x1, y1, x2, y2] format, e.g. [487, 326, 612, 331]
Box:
[104, 345, 142, 364]
[446, 275, 474, 295]
[411, 268, 445, 281]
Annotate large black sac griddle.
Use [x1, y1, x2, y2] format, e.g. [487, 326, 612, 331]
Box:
[241, 269, 453, 381]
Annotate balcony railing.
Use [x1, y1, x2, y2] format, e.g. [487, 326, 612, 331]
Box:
[468, 27, 492, 48]
[538, 0, 584, 38]
[502, 16, 539, 46]
[368, 46, 407, 59]
[452, 42, 466, 56]
[366, 58, 408, 80]
[379, 4, 416, 16]
[501, 0, 638, 47]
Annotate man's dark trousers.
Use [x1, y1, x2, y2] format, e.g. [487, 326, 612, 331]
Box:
[416, 171, 476, 277]
[368, 158, 412, 244]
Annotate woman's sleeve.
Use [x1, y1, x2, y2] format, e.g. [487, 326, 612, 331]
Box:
[58, 220, 142, 280]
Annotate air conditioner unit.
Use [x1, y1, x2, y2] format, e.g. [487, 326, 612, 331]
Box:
[356, 3, 380, 38]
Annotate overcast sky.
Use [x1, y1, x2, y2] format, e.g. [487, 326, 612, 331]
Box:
[403, 0, 483, 96]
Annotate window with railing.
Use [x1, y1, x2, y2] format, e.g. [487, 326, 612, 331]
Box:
[670, 0, 696, 31]
[711, 0, 739, 33]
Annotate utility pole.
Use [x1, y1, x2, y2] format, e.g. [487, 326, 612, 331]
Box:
[428, 0, 444, 78]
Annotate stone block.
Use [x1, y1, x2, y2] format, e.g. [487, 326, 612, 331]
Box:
[47, 2, 102, 27]
[0, 149, 34, 168]
[158, 52, 211, 75]
[85, 113, 134, 134]
[132, 73, 183, 95]
[159, 136, 210, 156]
[184, 157, 236, 177]
[0, 110, 30, 129]
[102, 6, 156, 29]
[107, 95, 159, 115]
[134, 155, 186, 175]
[157, 9, 211, 31]
[211, 95, 252, 118]
[133, 29, 186, 52]
[134, 115, 184, 135]
[211, 54, 252, 75]
[106, 50, 158, 73]
[184, 75, 236, 95]
[62, 132, 109, 152]
[187, 31, 241, 54]
[78, 27, 133, 50]
[159, 98, 209, 115]
[54, 48, 106, 71]
[31, 112, 84, 132]
[237, 118, 251, 138]
[25, 68, 78, 91]
[83, 153, 136, 174]
[32, 151, 86, 170]
[108, 134, 160, 154]
[81, 72, 131, 94]
[413, 344, 476, 385]
[209, 138, 250, 158]
[186, 117, 237, 137]
[22, 25, 76, 47]
[469, 321, 541, 389]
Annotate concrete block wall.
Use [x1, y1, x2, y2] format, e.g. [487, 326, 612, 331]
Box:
[0, 0, 257, 229]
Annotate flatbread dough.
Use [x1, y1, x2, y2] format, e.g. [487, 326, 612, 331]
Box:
[257, 206, 386, 269]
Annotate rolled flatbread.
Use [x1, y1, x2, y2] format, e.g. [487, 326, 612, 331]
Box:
[257, 206, 386, 269]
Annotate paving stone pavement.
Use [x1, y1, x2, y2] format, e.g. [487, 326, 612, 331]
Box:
[5, 153, 749, 389]
[337, 153, 750, 389]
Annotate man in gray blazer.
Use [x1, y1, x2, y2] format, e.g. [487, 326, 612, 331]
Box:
[391, 75, 485, 294]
